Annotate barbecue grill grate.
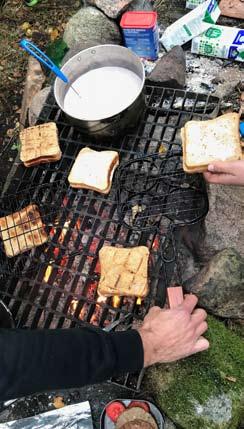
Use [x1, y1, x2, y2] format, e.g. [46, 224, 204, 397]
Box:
[0, 84, 220, 391]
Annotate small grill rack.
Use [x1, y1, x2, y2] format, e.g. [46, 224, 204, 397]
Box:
[0, 84, 220, 391]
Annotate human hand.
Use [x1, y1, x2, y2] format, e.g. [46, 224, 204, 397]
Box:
[203, 160, 244, 186]
[138, 294, 209, 367]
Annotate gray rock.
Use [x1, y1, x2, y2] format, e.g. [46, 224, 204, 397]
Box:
[148, 46, 186, 88]
[61, 39, 118, 65]
[28, 86, 51, 126]
[184, 248, 244, 319]
[86, 0, 134, 18]
[63, 6, 122, 49]
[128, 0, 154, 10]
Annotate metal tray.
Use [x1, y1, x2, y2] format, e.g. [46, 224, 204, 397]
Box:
[100, 399, 164, 429]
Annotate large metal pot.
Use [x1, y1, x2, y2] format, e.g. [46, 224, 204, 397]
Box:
[54, 45, 145, 139]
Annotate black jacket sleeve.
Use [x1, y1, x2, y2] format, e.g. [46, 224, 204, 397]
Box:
[0, 327, 144, 401]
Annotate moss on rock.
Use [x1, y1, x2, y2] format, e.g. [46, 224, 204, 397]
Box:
[144, 316, 244, 429]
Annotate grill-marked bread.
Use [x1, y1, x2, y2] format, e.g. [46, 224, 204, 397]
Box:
[20, 122, 61, 167]
[97, 246, 149, 298]
[181, 113, 242, 173]
[68, 147, 119, 194]
[0, 204, 48, 257]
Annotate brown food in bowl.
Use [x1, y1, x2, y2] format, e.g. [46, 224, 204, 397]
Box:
[116, 407, 158, 429]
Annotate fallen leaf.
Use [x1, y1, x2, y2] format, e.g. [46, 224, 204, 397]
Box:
[225, 375, 237, 383]
[50, 28, 59, 42]
[21, 22, 31, 31]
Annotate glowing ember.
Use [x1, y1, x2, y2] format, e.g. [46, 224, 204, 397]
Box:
[152, 236, 160, 250]
[68, 299, 78, 313]
[97, 295, 107, 304]
[112, 295, 121, 308]
[136, 297, 142, 306]
[44, 265, 52, 283]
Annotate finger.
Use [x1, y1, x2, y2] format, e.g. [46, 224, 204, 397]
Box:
[182, 294, 198, 314]
[145, 306, 161, 319]
[195, 321, 208, 338]
[191, 308, 207, 325]
[192, 336, 209, 354]
[203, 172, 237, 185]
[148, 306, 161, 314]
[207, 161, 237, 175]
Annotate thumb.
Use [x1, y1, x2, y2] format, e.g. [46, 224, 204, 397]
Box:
[207, 161, 236, 175]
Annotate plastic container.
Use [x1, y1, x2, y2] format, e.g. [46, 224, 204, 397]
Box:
[120, 11, 159, 61]
[101, 399, 165, 428]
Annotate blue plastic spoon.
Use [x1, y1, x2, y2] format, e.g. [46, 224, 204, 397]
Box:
[240, 122, 244, 138]
[19, 39, 81, 98]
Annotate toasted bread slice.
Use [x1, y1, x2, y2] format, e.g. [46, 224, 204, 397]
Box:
[183, 113, 241, 169]
[97, 246, 149, 298]
[68, 147, 119, 194]
[20, 122, 61, 166]
[0, 204, 48, 257]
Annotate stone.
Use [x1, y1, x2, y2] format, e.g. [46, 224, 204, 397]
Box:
[183, 248, 244, 319]
[61, 39, 118, 65]
[154, 0, 186, 26]
[144, 316, 244, 429]
[63, 7, 122, 49]
[128, 0, 154, 11]
[86, 0, 134, 18]
[148, 46, 186, 88]
[28, 86, 51, 127]
[203, 184, 244, 258]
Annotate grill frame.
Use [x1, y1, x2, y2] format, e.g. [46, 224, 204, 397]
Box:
[0, 84, 220, 391]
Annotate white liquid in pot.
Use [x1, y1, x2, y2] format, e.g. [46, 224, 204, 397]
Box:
[63, 66, 142, 121]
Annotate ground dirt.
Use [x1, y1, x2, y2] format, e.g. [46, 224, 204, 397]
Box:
[0, 0, 80, 148]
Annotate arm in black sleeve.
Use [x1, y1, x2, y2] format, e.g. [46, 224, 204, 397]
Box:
[0, 327, 144, 401]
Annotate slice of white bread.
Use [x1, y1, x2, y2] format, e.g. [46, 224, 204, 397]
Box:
[182, 113, 242, 173]
[20, 122, 61, 167]
[68, 147, 119, 194]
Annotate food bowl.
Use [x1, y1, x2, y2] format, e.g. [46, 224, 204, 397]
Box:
[100, 398, 165, 428]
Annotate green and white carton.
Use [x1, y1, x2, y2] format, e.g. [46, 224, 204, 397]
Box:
[186, 0, 206, 9]
[191, 24, 244, 62]
[161, 0, 220, 51]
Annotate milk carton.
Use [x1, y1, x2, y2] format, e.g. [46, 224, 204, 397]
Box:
[186, 0, 206, 9]
[191, 25, 244, 62]
[161, 0, 220, 51]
